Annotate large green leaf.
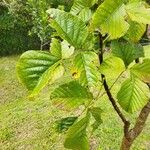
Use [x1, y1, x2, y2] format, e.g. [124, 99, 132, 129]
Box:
[130, 59, 150, 83]
[64, 116, 90, 150]
[91, 0, 129, 39]
[74, 51, 100, 88]
[124, 21, 146, 43]
[17, 50, 64, 97]
[117, 77, 149, 113]
[50, 81, 93, 108]
[126, 2, 150, 24]
[111, 41, 144, 67]
[100, 56, 125, 80]
[70, 0, 97, 15]
[47, 9, 88, 48]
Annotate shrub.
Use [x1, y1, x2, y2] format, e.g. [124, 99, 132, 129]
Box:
[16, 0, 150, 149]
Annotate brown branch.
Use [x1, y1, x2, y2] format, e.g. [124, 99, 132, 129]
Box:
[121, 100, 150, 150]
[98, 32, 104, 64]
[98, 32, 130, 134]
[103, 79, 130, 135]
[135, 58, 139, 63]
[129, 100, 150, 141]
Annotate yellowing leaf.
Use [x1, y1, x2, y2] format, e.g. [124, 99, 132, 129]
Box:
[100, 56, 125, 80]
[126, 2, 150, 24]
[91, 0, 129, 39]
[74, 51, 100, 87]
[130, 59, 150, 83]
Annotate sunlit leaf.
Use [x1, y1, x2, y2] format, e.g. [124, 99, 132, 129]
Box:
[47, 8, 88, 48]
[17, 50, 64, 97]
[144, 45, 150, 59]
[70, 0, 97, 15]
[50, 38, 62, 58]
[117, 77, 149, 113]
[61, 40, 74, 59]
[78, 8, 92, 23]
[50, 39, 74, 59]
[74, 51, 100, 87]
[130, 59, 150, 83]
[100, 56, 125, 80]
[91, 0, 129, 39]
[126, 2, 150, 24]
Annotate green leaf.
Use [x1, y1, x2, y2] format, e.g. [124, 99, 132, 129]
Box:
[111, 41, 144, 67]
[56, 117, 78, 133]
[50, 81, 93, 108]
[126, 2, 150, 24]
[50, 38, 62, 58]
[130, 59, 150, 83]
[89, 107, 103, 131]
[78, 8, 92, 23]
[144, 45, 150, 59]
[47, 9, 88, 48]
[64, 116, 90, 150]
[50, 39, 74, 59]
[91, 0, 129, 39]
[74, 51, 100, 87]
[31, 64, 64, 97]
[100, 56, 125, 80]
[70, 0, 97, 15]
[17, 50, 64, 97]
[82, 33, 96, 51]
[117, 77, 149, 113]
[124, 21, 146, 43]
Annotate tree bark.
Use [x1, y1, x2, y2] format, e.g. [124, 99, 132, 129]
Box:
[147, 25, 150, 39]
[121, 137, 132, 150]
[121, 101, 150, 150]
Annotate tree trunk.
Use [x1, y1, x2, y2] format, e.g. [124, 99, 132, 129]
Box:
[121, 137, 132, 150]
[120, 101, 150, 150]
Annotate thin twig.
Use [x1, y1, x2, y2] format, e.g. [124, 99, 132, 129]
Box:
[109, 71, 125, 90]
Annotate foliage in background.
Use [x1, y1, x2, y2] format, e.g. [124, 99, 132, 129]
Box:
[0, 0, 74, 56]
[0, 0, 40, 56]
[27, 0, 74, 49]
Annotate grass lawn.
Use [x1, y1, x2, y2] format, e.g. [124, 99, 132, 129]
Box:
[0, 55, 150, 150]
